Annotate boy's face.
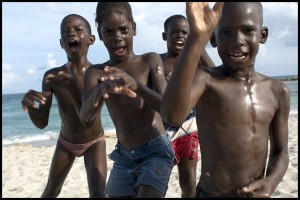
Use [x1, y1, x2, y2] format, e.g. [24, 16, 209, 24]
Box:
[98, 11, 136, 61]
[212, 3, 266, 70]
[164, 18, 189, 56]
[60, 16, 94, 58]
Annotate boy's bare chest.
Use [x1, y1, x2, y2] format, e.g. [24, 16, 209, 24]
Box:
[201, 82, 277, 122]
[120, 63, 150, 83]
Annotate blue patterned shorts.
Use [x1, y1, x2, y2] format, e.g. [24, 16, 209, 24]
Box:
[105, 133, 175, 197]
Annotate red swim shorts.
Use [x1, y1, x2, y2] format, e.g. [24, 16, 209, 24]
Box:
[171, 131, 199, 165]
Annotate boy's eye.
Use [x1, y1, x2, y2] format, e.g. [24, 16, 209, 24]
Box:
[120, 27, 129, 33]
[220, 30, 230, 35]
[103, 30, 112, 36]
[244, 28, 254, 34]
[170, 30, 188, 35]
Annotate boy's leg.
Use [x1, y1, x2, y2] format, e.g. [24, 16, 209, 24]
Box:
[174, 131, 199, 197]
[41, 141, 75, 198]
[84, 139, 107, 198]
[178, 158, 198, 198]
[136, 133, 175, 198]
[137, 184, 164, 198]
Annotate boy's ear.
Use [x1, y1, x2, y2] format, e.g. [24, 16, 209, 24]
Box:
[210, 32, 217, 48]
[260, 26, 268, 44]
[162, 32, 167, 41]
[133, 22, 137, 36]
[89, 35, 96, 45]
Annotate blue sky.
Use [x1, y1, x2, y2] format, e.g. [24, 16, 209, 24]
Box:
[2, 2, 298, 94]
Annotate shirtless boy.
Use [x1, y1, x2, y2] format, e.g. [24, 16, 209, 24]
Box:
[21, 14, 107, 198]
[161, 2, 290, 198]
[80, 2, 174, 198]
[160, 14, 215, 198]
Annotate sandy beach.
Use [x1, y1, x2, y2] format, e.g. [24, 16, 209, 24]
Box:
[2, 115, 298, 198]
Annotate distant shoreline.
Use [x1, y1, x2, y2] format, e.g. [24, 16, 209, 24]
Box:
[280, 77, 298, 81]
[273, 75, 298, 81]
[2, 75, 298, 96]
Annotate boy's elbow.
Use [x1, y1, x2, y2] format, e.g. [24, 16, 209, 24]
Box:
[35, 121, 48, 129]
[161, 109, 183, 127]
[80, 110, 95, 127]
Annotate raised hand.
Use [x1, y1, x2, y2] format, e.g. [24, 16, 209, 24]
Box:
[21, 90, 52, 112]
[101, 66, 137, 90]
[186, 2, 223, 36]
[93, 66, 137, 107]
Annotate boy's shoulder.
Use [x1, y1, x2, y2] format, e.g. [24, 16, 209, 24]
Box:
[142, 51, 160, 58]
[140, 51, 162, 63]
[85, 63, 109, 74]
[159, 52, 167, 59]
[44, 64, 66, 75]
[256, 72, 290, 93]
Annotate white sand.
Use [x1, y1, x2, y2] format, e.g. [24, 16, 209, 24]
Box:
[2, 115, 298, 198]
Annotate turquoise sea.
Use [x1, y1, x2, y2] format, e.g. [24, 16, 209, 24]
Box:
[2, 78, 298, 146]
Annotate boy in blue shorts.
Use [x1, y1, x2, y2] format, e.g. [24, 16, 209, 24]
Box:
[80, 2, 174, 198]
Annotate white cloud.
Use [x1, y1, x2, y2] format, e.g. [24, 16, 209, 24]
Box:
[2, 2, 298, 94]
[2, 72, 24, 88]
[47, 53, 58, 68]
[2, 63, 12, 72]
[2, 63, 24, 88]
[26, 68, 36, 75]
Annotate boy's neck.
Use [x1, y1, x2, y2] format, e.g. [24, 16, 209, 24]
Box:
[167, 50, 180, 58]
[223, 65, 256, 82]
[109, 52, 135, 66]
[67, 57, 91, 73]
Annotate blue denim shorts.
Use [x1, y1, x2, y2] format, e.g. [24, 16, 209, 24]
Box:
[105, 133, 175, 197]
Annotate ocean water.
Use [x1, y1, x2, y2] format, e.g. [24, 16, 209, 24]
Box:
[2, 79, 298, 146]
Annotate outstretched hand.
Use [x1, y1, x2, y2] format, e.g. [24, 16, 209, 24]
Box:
[237, 179, 272, 198]
[44, 71, 72, 86]
[186, 2, 223, 36]
[21, 90, 52, 112]
[93, 66, 137, 107]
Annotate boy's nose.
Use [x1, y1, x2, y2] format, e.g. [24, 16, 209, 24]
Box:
[68, 29, 76, 37]
[233, 31, 246, 45]
[114, 31, 123, 41]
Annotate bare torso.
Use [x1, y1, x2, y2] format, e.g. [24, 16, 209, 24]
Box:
[45, 65, 103, 144]
[92, 54, 165, 148]
[194, 66, 281, 197]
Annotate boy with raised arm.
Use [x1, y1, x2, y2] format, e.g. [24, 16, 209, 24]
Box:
[161, 2, 290, 198]
[160, 14, 215, 198]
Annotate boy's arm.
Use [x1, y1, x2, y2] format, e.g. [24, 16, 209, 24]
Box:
[266, 83, 290, 193]
[21, 72, 53, 129]
[43, 67, 88, 125]
[80, 67, 104, 127]
[98, 55, 166, 113]
[161, 2, 223, 126]
[200, 48, 216, 67]
[134, 52, 167, 112]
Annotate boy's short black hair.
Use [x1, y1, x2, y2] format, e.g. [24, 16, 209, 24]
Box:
[61, 14, 92, 35]
[95, 2, 134, 31]
[223, 2, 263, 25]
[164, 14, 187, 32]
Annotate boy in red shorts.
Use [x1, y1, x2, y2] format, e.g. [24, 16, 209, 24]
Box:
[160, 14, 215, 198]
